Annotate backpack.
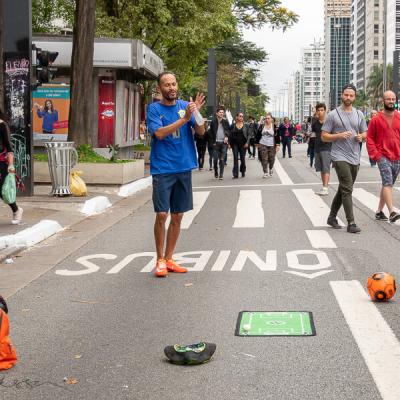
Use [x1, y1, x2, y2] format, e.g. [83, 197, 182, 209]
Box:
[0, 297, 17, 370]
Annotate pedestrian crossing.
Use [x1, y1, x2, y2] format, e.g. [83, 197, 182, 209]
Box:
[170, 186, 400, 230]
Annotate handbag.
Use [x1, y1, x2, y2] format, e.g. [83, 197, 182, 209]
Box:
[2, 173, 16, 204]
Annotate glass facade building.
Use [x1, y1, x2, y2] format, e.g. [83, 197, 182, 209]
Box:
[327, 17, 351, 108]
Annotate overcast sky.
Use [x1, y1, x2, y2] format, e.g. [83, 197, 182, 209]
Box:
[242, 0, 324, 103]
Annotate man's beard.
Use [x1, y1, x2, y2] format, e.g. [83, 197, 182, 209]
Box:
[384, 103, 395, 111]
[343, 99, 353, 106]
[162, 90, 177, 101]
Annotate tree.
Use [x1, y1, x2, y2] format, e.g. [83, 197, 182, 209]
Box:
[367, 64, 393, 109]
[68, 0, 96, 145]
[0, 0, 4, 110]
[354, 89, 368, 110]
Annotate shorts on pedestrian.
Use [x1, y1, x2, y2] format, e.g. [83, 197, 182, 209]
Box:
[152, 171, 193, 213]
[377, 156, 400, 187]
[315, 151, 331, 173]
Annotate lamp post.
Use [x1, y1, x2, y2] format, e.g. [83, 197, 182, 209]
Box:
[383, 0, 388, 91]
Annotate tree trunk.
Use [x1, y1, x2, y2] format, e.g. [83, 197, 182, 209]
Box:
[68, 0, 96, 145]
[0, 0, 4, 111]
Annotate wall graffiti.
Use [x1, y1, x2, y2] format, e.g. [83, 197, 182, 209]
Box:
[4, 57, 31, 193]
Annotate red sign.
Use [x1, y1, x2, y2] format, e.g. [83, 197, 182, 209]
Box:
[53, 120, 69, 129]
[98, 77, 115, 147]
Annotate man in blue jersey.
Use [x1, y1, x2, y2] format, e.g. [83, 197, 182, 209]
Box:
[147, 72, 205, 277]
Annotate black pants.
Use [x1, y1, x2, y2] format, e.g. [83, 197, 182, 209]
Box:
[207, 144, 213, 169]
[0, 162, 18, 213]
[282, 137, 292, 157]
[232, 144, 246, 177]
[247, 140, 256, 157]
[196, 143, 207, 169]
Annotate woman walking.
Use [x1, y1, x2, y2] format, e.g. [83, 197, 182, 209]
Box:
[230, 112, 251, 178]
[255, 113, 280, 178]
[0, 109, 23, 224]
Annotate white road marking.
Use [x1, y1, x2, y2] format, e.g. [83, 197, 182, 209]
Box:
[231, 250, 277, 271]
[274, 158, 294, 185]
[166, 191, 210, 229]
[211, 250, 231, 271]
[306, 230, 337, 249]
[193, 181, 382, 189]
[286, 250, 331, 271]
[330, 280, 400, 400]
[233, 190, 264, 228]
[293, 188, 345, 227]
[353, 188, 399, 214]
[285, 270, 334, 279]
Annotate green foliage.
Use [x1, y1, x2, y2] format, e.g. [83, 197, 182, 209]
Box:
[133, 143, 151, 151]
[354, 89, 369, 109]
[367, 64, 393, 109]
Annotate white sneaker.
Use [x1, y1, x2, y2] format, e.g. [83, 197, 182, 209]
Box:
[11, 207, 23, 224]
[263, 173, 268, 178]
[269, 169, 273, 177]
[316, 187, 329, 196]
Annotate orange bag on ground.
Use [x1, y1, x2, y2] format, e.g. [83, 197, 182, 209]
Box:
[0, 309, 17, 370]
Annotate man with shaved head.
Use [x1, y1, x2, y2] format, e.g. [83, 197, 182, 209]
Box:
[367, 90, 400, 223]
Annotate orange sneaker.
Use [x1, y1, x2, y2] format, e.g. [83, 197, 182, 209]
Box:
[166, 259, 188, 273]
[155, 259, 168, 277]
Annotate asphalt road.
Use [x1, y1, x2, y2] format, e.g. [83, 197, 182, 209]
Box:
[1, 143, 400, 400]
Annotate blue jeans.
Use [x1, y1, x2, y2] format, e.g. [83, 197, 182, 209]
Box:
[282, 137, 292, 157]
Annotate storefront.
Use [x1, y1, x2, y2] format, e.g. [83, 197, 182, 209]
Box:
[32, 36, 164, 158]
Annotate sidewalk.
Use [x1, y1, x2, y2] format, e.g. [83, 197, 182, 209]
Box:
[0, 177, 152, 261]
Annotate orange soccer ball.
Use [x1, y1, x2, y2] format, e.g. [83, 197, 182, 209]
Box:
[367, 272, 396, 302]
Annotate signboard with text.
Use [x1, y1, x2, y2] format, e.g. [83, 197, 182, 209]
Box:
[98, 77, 116, 147]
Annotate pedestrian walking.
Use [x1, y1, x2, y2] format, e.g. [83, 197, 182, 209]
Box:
[195, 131, 207, 170]
[247, 116, 258, 159]
[255, 113, 280, 178]
[322, 84, 368, 233]
[230, 112, 251, 178]
[0, 109, 23, 224]
[147, 72, 205, 277]
[366, 90, 400, 223]
[278, 117, 295, 158]
[313, 103, 331, 195]
[208, 107, 230, 180]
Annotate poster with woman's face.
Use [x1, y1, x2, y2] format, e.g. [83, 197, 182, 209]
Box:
[32, 85, 70, 141]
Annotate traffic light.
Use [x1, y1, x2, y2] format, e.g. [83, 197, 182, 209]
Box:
[35, 47, 59, 84]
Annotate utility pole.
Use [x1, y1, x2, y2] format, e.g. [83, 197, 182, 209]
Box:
[383, 0, 388, 91]
[207, 48, 217, 119]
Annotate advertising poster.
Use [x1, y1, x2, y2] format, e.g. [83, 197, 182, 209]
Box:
[32, 85, 70, 141]
[98, 77, 116, 147]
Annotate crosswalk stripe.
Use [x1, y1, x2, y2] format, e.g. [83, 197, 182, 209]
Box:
[331, 280, 400, 400]
[167, 191, 210, 230]
[274, 158, 294, 185]
[233, 190, 264, 228]
[353, 188, 399, 214]
[306, 230, 337, 248]
[293, 189, 345, 227]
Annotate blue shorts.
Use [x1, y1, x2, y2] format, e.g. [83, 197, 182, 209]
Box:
[152, 171, 193, 213]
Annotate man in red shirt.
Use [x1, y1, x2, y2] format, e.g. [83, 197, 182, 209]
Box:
[367, 90, 400, 223]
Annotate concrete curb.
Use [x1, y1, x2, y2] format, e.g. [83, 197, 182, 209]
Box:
[0, 245, 27, 263]
[0, 220, 63, 250]
[118, 176, 152, 197]
[80, 196, 112, 216]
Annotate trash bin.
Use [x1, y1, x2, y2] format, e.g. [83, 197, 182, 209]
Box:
[44, 142, 78, 196]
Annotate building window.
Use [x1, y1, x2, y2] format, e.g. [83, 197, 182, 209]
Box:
[374, 50, 379, 59]
[374, 24, 379, 33]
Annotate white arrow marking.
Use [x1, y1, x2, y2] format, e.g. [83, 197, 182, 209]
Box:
[284, 270, 334, 279]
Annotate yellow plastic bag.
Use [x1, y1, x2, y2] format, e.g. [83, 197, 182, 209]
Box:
[70, 170, 87, 197]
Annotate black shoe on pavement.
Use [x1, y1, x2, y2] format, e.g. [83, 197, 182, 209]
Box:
[214, 171, 218, 179]
[219, 176, 224, 180]
[232, 176, 238, 179]
[241, 172, 245, 178]
[375, 211, 388, 221]
[347, 223, 361, 233]
[389, 211, 400, 223]
[327, 216, 341, 229]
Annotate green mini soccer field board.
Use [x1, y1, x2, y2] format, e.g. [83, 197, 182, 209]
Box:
[235, 311, 316, 337]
